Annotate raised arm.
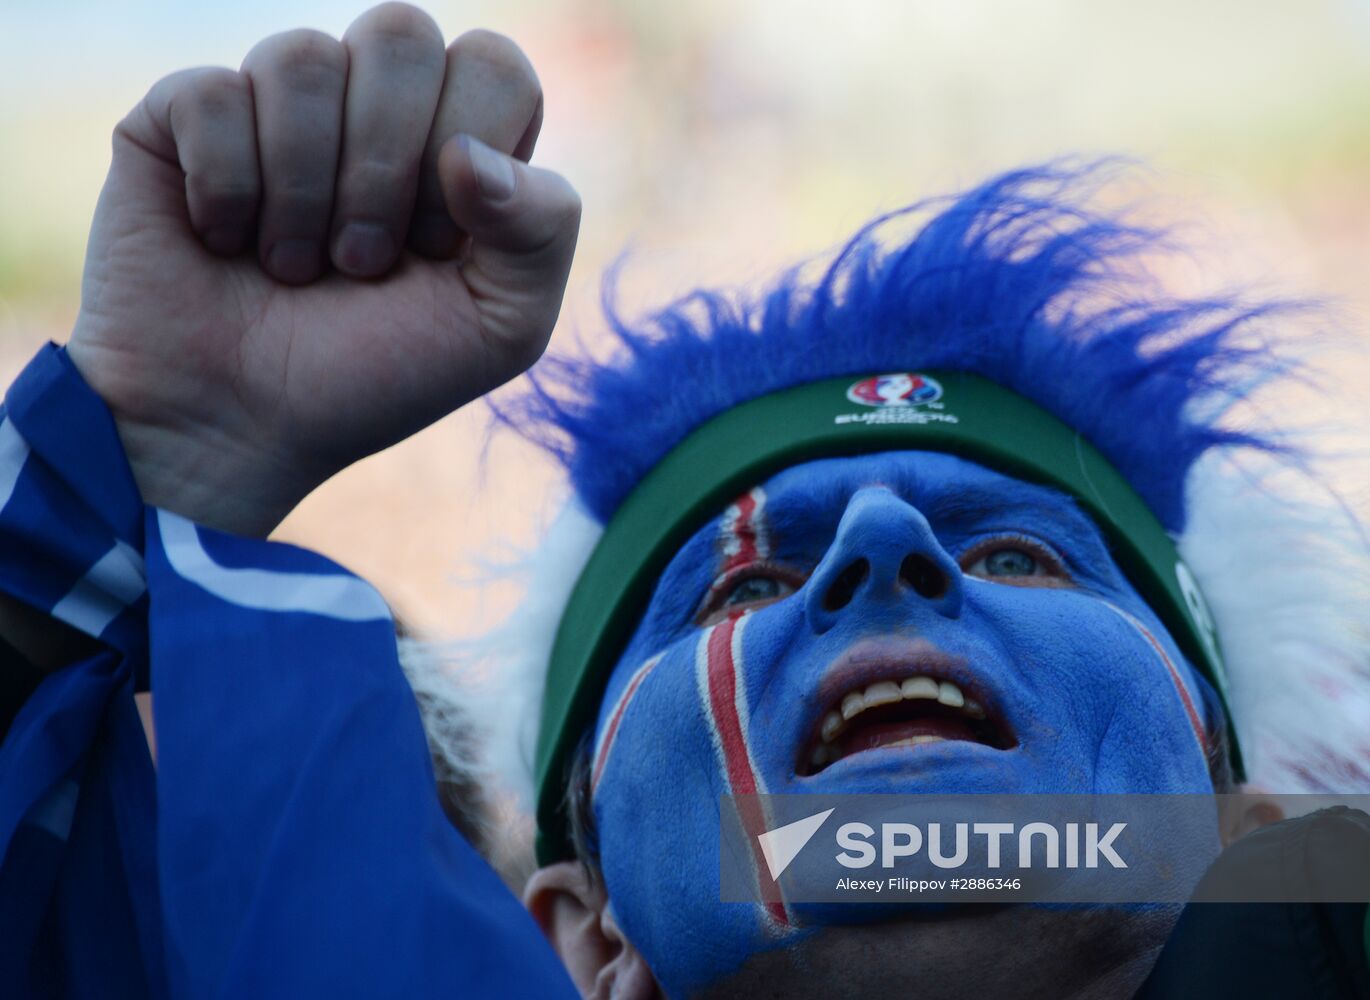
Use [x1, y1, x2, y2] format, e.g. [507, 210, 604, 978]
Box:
[1, 3, 578, 683]
[0, 10, 585, 994]
[67, 3, 579, 537]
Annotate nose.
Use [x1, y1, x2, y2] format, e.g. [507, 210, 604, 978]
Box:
[805, 487, 964, 635]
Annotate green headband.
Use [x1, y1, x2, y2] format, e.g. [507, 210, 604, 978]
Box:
[534, 371, 1240, 864]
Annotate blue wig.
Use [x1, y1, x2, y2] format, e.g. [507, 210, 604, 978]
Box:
[496, 164, 1293, 533]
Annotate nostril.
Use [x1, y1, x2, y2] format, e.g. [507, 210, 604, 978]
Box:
[822, 558, 870, 612]
[900, 554, 947, 600]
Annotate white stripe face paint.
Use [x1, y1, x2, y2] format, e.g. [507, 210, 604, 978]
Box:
[0, 417, 30, 514]
[694, 612, 792, 929]
[591, 653, 662, 797]
[719, 487, 770, 573]
[157, 509, 391, 622]
[728, 616, 765, 793]
[1098, 600, 1209, 756]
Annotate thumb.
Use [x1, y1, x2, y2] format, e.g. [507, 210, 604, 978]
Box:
[438, 133, 581, 362]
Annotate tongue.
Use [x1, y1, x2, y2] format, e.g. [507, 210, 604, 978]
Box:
[841, 717, 978, 756]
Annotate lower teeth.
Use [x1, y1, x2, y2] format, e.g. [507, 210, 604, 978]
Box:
[882, 735, 945, 748]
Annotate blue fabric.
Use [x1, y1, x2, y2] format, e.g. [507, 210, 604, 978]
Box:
[0, 344, 576, 998]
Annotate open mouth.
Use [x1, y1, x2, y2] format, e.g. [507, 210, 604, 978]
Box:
[799, 663, 1017, 776]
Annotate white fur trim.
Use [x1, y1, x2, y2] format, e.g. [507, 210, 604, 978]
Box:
[1180, 452, 1370, 791]
[399, 499, 604, 814]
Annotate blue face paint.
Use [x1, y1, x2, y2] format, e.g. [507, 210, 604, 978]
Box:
[587, 452, 1219, 998]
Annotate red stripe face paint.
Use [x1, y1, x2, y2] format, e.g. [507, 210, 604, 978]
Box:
[695, 613, 791, 929]
[719, 487, 770, 574]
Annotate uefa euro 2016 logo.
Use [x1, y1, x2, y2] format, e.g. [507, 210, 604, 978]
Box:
[846, 373, 943, 408]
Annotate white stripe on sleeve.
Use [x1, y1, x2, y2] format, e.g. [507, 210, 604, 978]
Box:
[0, 417, 31, 514]
[157, 508, 392, 623]
[50, 540, 149, 637]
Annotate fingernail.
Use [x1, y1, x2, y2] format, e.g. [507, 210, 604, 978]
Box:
[334, 223, 395, 277]
[462, 135, 516, 202]
[267, 239, 323, 284]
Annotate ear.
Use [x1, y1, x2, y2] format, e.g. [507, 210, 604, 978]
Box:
[524, 861, 661, 1000]
[1219, 784, 1286, 846]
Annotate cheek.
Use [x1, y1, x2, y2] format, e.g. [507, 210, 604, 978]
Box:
[1084, 600, 1213, 792]
[981, 585, 1212, 791]
[590, 638, 787, 996]
[592, 641, 714, 828]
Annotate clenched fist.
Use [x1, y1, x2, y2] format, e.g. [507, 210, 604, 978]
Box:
[66, 4, 580, 537]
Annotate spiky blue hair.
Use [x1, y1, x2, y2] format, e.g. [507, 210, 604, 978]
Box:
[497, 163, 1294, 532]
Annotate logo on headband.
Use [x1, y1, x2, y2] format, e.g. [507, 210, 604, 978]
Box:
[846, 373, 943, 408]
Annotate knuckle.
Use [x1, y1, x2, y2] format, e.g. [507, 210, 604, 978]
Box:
[348, 2, 443, 57]
[142, 66, 196, 105]
[247, 29, 347, 94]
[113, 99, 159, 152]
[561, 182, 584, 222]
[116, 67, 248, 156]
[549, 200, 582, 246]
[145, 65, 203, 99]
[110, 116, 150, 158]
[545, 175, 583, 231]
[449, 29, 540, 102]
[180, 68, 250, 121]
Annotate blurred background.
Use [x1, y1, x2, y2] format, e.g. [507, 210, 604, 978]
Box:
[2, 0, 1368, 638]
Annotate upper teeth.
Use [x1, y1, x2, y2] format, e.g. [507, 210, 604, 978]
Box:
[822, 676, 985, 743]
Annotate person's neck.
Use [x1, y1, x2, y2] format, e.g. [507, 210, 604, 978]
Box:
[693, 904, 1177, 1000]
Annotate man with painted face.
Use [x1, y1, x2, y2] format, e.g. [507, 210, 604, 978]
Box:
[485, 177, 1370, 996]
[2, 6, 1370, 998]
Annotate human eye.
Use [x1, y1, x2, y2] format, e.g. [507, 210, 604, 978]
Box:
[959, 535, 1073, 587]
[695, 563, 806, 626]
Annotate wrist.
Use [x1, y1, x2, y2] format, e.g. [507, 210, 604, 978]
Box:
[113, 417, 324, 537]
[64, 336, 326, 537]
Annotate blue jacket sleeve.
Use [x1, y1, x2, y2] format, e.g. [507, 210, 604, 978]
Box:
[0, 344, 578, 999]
